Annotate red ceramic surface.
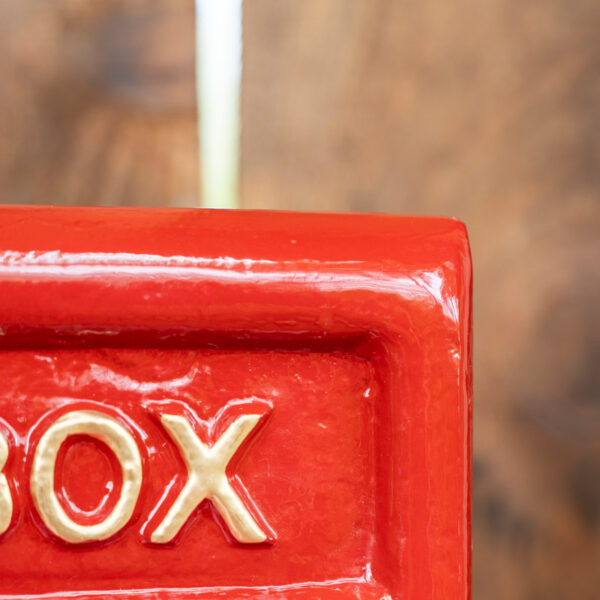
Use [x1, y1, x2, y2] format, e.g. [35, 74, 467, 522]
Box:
[0, 207, 472, 599]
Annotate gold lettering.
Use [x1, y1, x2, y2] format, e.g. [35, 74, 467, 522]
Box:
[0, 433, 12, 535]
[30, 410, 142, 543]
[150, 413, 268, 544]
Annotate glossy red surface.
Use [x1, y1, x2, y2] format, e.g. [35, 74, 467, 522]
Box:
[0, 207, 472, 599]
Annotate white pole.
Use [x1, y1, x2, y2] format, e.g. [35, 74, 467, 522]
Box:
[196, 0, 242, 209]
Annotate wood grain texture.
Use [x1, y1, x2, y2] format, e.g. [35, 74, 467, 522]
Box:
[0, 0, 199, 207]
[0, 1, 599, 598]
[242, 4, 600, 598]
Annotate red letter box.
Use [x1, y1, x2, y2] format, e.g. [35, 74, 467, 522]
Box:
[0, 207, 472, 599]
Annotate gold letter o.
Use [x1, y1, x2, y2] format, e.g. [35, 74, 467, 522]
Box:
[31, 410, 142, 543]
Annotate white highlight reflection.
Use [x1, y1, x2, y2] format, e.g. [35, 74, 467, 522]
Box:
[0, 251, 459, 323]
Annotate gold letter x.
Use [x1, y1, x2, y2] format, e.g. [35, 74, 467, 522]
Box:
[150, 407, 270, 544]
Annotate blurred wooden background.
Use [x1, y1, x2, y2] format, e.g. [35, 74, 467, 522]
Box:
[1, 1, 599, 597]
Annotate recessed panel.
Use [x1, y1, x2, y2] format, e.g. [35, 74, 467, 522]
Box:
[0, 346, 377, 596]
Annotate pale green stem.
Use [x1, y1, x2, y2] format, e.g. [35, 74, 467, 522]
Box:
[196, 0, 242, 209]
